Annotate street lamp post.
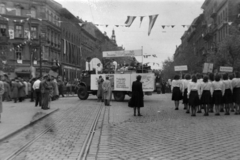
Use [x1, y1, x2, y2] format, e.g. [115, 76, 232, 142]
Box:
[39, 34, 42, 77]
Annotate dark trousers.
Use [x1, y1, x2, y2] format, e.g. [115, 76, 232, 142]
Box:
[31, 88, 34, 101]
[35, 90, 41, 106]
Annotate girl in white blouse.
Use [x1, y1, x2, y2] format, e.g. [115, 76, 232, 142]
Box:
[232, 72, 240, 114]
[182, 74, 191, 113]
[222, 73, 233, 115]
[200, 76, 213, 116]
[188, 75, 201, 116]
[171, 75, 183, 110]
[212, 74, 225, 116]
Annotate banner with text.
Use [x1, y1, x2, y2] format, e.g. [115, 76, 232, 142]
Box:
[114, 74, 131, 91]
[174, 65, 188, 71]
[220, 66, 233, 73]
[203, 63, 213, 73]
[130, 74, 155, 92]
[103, 50, 142, 57]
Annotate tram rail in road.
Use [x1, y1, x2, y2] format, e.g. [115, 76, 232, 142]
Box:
[3, 101, 105, 160]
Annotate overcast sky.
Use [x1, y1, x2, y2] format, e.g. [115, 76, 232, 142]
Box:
[55, 0, 205, 69]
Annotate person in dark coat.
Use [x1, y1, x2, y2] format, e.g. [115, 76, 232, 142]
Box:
[129, 75, 144, 116]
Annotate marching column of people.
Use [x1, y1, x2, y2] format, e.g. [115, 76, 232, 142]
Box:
[172, 72, 240, 116]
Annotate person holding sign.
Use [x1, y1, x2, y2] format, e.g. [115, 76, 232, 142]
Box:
[212, 74, 225, 116]
[188, 75, 200, 116]
[171, 75, 183, 110]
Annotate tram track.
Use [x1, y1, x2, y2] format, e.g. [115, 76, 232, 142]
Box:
[77, 102, 105, 160]
[2, 100, 105, 160]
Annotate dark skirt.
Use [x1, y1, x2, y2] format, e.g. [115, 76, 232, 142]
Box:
[189, 90, 199, 106]
[233, 88, 240, 104]
[213, 90, 222, 105]
[224, 89, 233, 104]
[172, 87, 182, 101]
[183, 88, 188, 104]
[201, 90, 211, 105]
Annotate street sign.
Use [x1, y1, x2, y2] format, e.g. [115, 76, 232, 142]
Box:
[220, 66, 233, 72]
[174, 65, 188, 71]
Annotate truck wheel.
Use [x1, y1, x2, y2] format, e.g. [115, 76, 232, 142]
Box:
[78, 86, 89, 100]
[113, 91, 125, 101]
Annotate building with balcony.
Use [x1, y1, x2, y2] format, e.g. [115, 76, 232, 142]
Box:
[0, 0, 62, 79]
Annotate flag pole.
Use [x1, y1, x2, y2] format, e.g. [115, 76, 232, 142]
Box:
[141, 46, 143, 73]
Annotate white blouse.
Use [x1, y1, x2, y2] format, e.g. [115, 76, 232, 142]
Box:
[212, 81, 225, 95]
[232, 78, 240, 88]
[187, 81, 201, 96]
[223, 80, 232, 90]
[200, 82, 213, 96]
[182, 79, 191, 91]
[171, 79, 183, 91]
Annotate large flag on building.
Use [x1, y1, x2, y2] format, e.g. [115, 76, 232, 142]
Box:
[148, 14, 158, 36]
[8, 29, 14, 39]
[125, 16, 136, 27]
[63, 39, 66, 54]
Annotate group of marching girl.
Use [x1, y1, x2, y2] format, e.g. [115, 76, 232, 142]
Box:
[171, 72, 240, 116]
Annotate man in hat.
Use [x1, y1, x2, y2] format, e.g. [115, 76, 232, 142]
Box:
[102, 76, 112, 106]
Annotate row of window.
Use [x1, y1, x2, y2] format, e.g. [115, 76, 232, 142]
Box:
[62, 28, 81, 44]
[46, 29, 61, 46]
[45, 8, 60, 27]
[0, 3, 37, 18]
[0, 24, 38, 38]
[217, 7, 228, 25]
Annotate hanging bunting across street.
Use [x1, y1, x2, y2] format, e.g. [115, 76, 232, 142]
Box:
[139, 16, 145, 27]
[125, 16, 136, 27]
[148, 14, 158, 36]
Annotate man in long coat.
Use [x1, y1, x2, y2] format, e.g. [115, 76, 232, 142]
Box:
[11, 79, 19, 103]
[129, 75, 144, 116]
[102, 76, 111, 106]
[18, 78, 26, 102]
[97, 76, 104, 102]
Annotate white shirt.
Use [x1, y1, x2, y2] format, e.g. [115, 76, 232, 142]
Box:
[200, 81, 213, 95]
[171, 79, 182, 91]
[223, 80, 232, 90]
[182, 79, 191, 92]
[33, 80, 41, 90]
[188, 81, 201, 96]
[232, 78, 240, 88]
[212, 81, 225, 95]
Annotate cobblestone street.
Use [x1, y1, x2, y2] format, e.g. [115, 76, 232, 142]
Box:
[1, 94, 240, 160]
[92, 94, 240, 160]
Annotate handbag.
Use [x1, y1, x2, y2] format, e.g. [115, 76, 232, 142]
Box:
[128, 97, 133, 107]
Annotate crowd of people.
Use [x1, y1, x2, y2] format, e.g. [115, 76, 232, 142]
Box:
[0, 74, 79, 122]
[171, 72, 240, 117]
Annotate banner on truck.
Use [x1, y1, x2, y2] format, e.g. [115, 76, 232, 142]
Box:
[131, 74, 155, 91]
[103, 50, 142, 57]
[114, 74, 131, 91]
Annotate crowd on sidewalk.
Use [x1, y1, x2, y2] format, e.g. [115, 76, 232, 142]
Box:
[0, 73, 79, 122]
[171, 72, 240, 117]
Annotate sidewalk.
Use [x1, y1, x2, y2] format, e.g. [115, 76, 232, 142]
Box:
[0, 99, 59, 142]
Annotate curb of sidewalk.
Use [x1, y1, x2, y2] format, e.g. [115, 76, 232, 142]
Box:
[0, 108, 59, 143]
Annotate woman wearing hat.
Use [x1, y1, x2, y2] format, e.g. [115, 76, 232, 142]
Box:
[0, 75, 5, 122]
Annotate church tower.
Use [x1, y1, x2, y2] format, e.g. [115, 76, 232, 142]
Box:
[111, 29, 116, 43]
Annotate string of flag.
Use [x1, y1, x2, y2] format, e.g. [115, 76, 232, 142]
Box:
[143, 54, 157, 58]
[144, 62, 160, 66]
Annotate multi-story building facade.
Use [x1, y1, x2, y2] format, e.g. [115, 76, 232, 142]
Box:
[0, 0, 62, 78]
[174, 0, 240, 72]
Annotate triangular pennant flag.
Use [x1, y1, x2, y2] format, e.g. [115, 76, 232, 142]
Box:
[6, 7, 16, 12]
[139, 16, 144, 28]
[20, 19, 24, 23]
[228, 22, 233, 25]
[95, 24, 99, 26]
[162, 25, 165, 29]
[182, 25, 186, 28]
[37, 18, 42, 21]
[106, 25, 108, 27]
[115, 25, 119, 27]
[171, 25, 175, 28]
[125, 16, 136, 27]
[153, 63, 155, 65]
[148, 14, 158, 36]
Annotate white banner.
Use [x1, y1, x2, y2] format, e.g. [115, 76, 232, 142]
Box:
[130, 73, 155, 92]
[174, 65, 188, 71]
[114, 74, 131, 91]
[220, 66, 233, 72]
[203, 63, 213, 73]
[91, 74, 106, 90]
[103, 50, 142, 57]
